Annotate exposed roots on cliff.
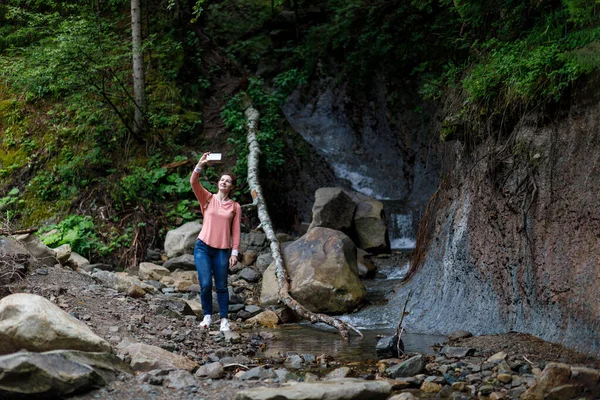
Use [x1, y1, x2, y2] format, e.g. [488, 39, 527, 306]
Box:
[406, 177, 448, 282]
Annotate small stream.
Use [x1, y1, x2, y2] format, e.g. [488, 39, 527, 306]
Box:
[259, 253, 447, 362]
[258, 325, 446, 362]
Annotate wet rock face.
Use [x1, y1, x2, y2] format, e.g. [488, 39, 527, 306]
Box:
[401, 103, 600, 357]
[281, 73, 440, 204]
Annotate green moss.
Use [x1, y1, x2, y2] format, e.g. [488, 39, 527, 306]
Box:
[19, 192, 69, 227]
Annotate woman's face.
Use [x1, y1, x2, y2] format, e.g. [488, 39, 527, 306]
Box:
[219, 175, 234, 194]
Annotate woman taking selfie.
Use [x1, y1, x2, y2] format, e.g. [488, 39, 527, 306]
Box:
[190, 152, 241, 332]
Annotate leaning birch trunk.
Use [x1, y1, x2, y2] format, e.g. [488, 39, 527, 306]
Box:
[243, 98, 362, 340]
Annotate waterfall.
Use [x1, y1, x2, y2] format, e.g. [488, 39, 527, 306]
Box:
[388, 212, 416, 250]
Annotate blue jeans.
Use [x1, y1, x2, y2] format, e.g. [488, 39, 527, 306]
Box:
[194, 239, 230, 319]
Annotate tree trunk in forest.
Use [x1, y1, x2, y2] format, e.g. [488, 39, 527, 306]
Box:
[243, 97, 362, 341]
[131, 0, 146, 134]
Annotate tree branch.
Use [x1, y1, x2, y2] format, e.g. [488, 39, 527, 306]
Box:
[243, 94, 362, 340]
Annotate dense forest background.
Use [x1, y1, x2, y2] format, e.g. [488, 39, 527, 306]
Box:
[1, 0, 599, 267]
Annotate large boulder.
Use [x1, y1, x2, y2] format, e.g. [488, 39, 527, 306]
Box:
[15, 233, 57, 267]
[0, 350, 131, 397]
[308, 188, 356, 233]
[164, 221, 202, 259]
[117, 342, 198, 372]
[260, 228, 366, 313]
[0, 293, 111, 354]
[353, 200, 390, 254]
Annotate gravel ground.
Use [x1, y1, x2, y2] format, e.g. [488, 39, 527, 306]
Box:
[11, 265, 600, 399]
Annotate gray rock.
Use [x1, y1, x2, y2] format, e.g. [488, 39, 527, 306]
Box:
[308, 188, 356, 233]
[0, 293, 111, 354]
[353, 199, 390, 254]
[447, 330, 473, 340]
[229, 304, 245, 312]
[386, 354, 425, 378]
[376, 335, 403, 359]
[164, 222, 202, 259]
[0, 350, 130, 397]
[245, 305, 262, 315]
[325, 367, 351, 379]
[52, 244, 72, 265]
[238, 366, 277, 381]
[81, 263, 114, 273]
[195, 362, 225, 379]
[145, 280, 166, 291]
[117, 342, 198, 372]
[238, 267, 261, 283]
[441, 346, 475, 358]
[388, 393, 419, 400]
[274, 368, 299, 383]
[138, 262, 170, 280]
[240, 232, 267, 250]
[220, 355, 251, 365]
[301, 354, 316, 364]
[150, 297, 196, 318]
[163, 254, 196, 271]
[137, 369, 169, 385]
[255, 253, 273, 273]
[223, 330, 241, 344]
[15, 233, 57, 267]
[235, 378, 391, 400]
[65, 252, 90, 270]
[284, 355, 304, 369]
[163, 369, 196, 390]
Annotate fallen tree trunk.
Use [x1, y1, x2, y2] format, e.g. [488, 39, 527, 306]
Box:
[243, 97, 362, 340]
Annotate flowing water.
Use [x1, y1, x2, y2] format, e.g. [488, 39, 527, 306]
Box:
[260, 256, 447, 362]
[259, 325, 446, 362]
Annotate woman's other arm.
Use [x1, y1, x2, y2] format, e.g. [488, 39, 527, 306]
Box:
[190, 152, 211, 206]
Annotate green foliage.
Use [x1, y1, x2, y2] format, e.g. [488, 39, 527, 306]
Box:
[166, 199, 197, 224]
[109, 156, 197, 210]
[38, 214, 108, 259]
[222, 72, 303, 185]
[0, 187, 24, 221]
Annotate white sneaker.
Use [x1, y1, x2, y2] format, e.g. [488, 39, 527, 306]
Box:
[199, 315, 212, 329]
[219, 318, 231, 332]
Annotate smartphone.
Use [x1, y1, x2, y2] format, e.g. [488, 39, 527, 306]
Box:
[206, 153, 222, 161]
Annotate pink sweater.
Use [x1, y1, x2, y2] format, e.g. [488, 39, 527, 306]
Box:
[190, 172, 241, 251]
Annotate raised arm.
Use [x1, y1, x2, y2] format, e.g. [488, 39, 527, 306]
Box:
[190, 152, 212, 208]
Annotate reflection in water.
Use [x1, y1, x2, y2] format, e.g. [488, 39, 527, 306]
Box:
[258, 324, 447, 362]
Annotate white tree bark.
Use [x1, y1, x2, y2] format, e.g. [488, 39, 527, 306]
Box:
[131, 0, 146, 133]
[243, 96, 362, 340]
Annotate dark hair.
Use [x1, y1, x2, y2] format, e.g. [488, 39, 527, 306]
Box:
[221, 172, 237, 187]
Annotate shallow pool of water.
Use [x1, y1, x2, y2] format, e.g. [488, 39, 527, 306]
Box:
[257, 324, 447, 362]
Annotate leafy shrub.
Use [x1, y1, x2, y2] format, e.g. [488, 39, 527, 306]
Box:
[38, 215, 107, 259]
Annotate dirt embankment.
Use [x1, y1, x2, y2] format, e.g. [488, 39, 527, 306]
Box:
[399, 101, 600, 357]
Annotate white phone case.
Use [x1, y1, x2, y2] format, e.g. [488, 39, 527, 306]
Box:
[207, 153, 222, 161]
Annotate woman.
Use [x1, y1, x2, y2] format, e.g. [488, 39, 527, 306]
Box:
[190, 152, 242, 332]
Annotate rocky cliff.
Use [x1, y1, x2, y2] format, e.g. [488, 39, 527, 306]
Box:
[399, 99, 600, 357]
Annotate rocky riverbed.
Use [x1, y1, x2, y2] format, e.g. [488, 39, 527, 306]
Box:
[1, 264, 597, 400]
